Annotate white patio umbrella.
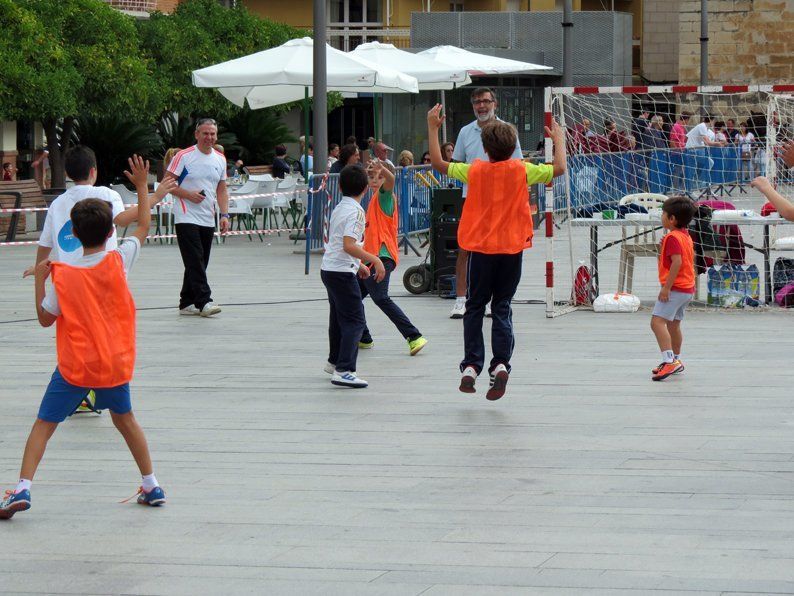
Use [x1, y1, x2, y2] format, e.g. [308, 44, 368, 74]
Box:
[351, 41, 472, 141]
[192, 37, 419, 110]
[417, 45, 552, 76]
[418, 45, 552, 141]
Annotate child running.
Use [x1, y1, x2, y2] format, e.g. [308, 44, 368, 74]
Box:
[0, 156, 175, 519]
[427, 104, 566, 399]
[358, 159, 428, 356]
[650, 196, 696, 381]
[321, 164, 386, 389]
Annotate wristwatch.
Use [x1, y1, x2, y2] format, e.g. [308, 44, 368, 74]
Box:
[220, 213, 230, 219]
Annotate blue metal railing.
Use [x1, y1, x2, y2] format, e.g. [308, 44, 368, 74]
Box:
[552, 146, 789, 214]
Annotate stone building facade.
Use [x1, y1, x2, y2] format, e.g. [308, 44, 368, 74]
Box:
[679, 0, 794, 84]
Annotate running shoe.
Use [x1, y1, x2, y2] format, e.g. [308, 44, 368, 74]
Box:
[450, 302, 466, 319]
[179, 305, 200, 316]
[651, 359, 685, 375]
[459, 366, 477, 393]
[652, 360, 683, 381]
[408, 336, 428, 356]
[485, 303, 492, 318]
[200, 302, 222, 317]
[323, 362, 336, 374]
[486, 364, 509, 401]
[358, 340, 374, 349]
[0, 489, 31, 519]
[137, 486, 167, 507]
[331, 371, 368, 388]
[73, 390, 101, 415]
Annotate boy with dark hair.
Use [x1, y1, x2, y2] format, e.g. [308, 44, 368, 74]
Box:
[651, 195, 696, 381]
[0, 156, 175, 519]
[358, 159, 427, 355]
[428, 104, 566, 400]
[320, 165, 386, 388]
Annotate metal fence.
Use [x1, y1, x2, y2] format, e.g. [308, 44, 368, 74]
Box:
[304, 165, 462, 271]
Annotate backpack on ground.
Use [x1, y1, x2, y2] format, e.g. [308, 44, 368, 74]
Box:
[773, 257, 794, 296]
[572, 264, 597, 306]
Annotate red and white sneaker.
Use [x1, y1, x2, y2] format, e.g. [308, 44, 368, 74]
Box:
[652, 360, 684, 381]
[651, 359, 685, 376]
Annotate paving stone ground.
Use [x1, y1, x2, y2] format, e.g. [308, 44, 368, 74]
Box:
[1, 231, 794, 595]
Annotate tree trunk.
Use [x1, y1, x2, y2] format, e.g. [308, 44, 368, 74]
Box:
[42, 116, 75, 189]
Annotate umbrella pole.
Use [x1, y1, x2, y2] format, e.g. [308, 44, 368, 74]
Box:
[441, 90, 447, 143]
[374, 93, 380, 142]
[303, 86, 311, 276]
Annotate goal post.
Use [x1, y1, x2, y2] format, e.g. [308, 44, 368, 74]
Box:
[544, 84, 794, 317]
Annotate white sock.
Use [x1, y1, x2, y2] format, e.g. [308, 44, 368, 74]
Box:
[15, 479, 31, 494]
[456, 296, 466, 306]
[674, 354, 681, 361]
[142, 473, 159, 492]
[661, 350, 674, 364]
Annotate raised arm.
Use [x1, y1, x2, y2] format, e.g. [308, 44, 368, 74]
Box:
[124, 155, 176, 244]
[544, 119, 567, 178]
[751, 176, 794, 221]
[427, 104, 450, 175]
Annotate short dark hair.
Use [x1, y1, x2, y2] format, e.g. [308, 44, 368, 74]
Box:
[702, 114, 713, 123]
[480, 120, 517, 162]
[70, 198, 113, 248]
[663, 195, 695, 229]
[329, 143, 340, 152]
[471, 87, 495, 102]
[338, 164, 368, 197]
[680, 111, 692, 120]
[345, 135, 357, 146]
[339, 143, 359, 165]
[2, 162, 10, 169]
[65, 146, 97, 182]
[274, 144, 287, 157]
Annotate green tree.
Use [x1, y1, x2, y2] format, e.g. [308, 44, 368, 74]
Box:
[221, 108, 295, 166]
[0, 0, 160, 188]
[138, 0, 304, 119]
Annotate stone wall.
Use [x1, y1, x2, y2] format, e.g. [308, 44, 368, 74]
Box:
[642, 0, 680, 83]
[679, 0, 794, 84]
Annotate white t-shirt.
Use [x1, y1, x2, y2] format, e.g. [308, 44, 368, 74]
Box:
[167, 146, 227, 227]
[39, 185, 125, 265]
[737, 132, 755, 154]
[321, 197, 366, 274]
[686, 122, 712, 149]
[42, 238, 140, 316]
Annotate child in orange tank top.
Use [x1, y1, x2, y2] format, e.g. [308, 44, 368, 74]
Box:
[358, 160, 427, 356]
[427, 104, 567, 400]
[0, 156, 175, 519]
[650, 196, 697, 381]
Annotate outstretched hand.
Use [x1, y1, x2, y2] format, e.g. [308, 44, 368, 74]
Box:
[427, 104, 445, 131]
[154, 177, 178, 201]
[123, 154, 150, 188]
[544, 119, 564, 146]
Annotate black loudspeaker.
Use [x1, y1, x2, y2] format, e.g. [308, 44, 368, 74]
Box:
[431, 187, 464, 222]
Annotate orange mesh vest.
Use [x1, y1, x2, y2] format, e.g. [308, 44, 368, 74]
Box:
[363, 190, 400, 265]
[658, 229, 696, 291]
[457, 159, 533, 254]
[50, 252, 136, 388]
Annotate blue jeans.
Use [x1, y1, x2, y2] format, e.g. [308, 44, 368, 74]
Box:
[321, 270, 365, 373]
[359, 258, 421, 342]
[462, 251, 523, 374]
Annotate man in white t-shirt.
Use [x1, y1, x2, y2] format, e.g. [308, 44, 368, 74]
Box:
[449, 87, 523, 319]
[685, 115, 725, 189]
[25, 146, 162, 276]
[165, 118, 230, 317]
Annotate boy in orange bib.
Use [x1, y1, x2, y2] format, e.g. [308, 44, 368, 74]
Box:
[0, 156, 175, 519]
[651, 196, 696, 381]
[358, 160, 427, 356]
[427, 104, 566, 400]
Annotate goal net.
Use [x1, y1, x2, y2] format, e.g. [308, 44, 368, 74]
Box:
[544, 85, 794, 317]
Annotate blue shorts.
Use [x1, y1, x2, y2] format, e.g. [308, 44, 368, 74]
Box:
[37, 368, 132, 423]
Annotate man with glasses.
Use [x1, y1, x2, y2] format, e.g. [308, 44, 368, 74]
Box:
[165, 118, 230, 317]
[449, 87, 522, 319]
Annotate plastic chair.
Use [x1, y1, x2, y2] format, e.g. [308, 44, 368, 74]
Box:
[249, 180, 279, 232]
[617, 193, 667, 293]
[248, 173, 275, 182]
[272, 178, 297, 235]
[223, 197, 256, 243]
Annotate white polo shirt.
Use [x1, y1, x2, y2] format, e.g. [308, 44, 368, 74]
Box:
[39, 185, 125, 265]
[167, 145, 227, 227]
[452, 117, 523, 196]
[686, 122, 712, 149]
[321, 197, 366, 274]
